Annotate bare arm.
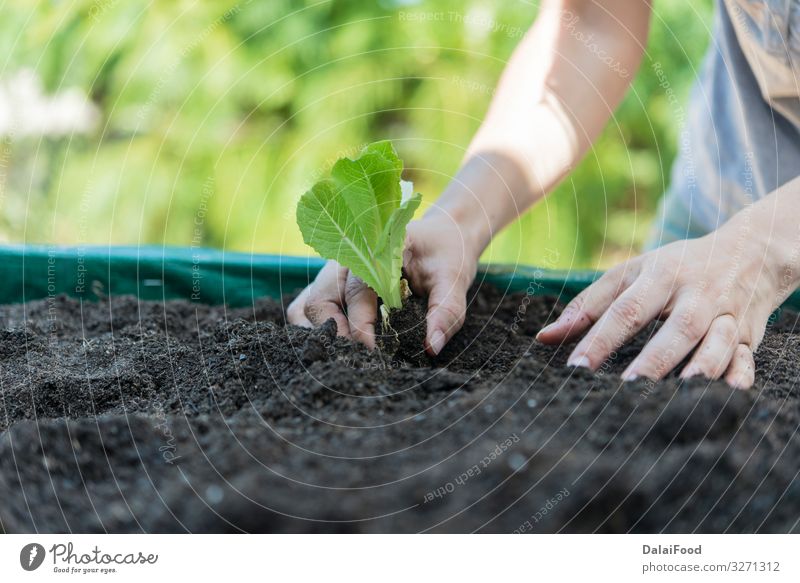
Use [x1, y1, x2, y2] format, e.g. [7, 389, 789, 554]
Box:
[427, 0, 652, 251]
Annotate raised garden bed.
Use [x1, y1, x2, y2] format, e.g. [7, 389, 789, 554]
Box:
[1, 282, 799, 533]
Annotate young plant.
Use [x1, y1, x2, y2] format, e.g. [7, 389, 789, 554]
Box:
[296, 141, 422, 326]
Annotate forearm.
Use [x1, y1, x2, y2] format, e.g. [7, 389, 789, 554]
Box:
[426, 0, 651, 252]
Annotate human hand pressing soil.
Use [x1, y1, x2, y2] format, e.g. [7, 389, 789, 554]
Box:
[536, 185, 800, 389]
[287, 213, 480, 355]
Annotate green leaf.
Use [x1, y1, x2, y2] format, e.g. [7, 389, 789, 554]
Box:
[296, 140, 421, 311]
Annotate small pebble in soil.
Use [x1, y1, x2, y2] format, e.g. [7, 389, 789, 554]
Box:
[239, 354, 247, 361]
[508, 453, 528, 471]
[526, 398, 538, 408]
[205, 485, 224, 505]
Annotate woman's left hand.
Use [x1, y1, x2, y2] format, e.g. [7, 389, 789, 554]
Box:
[536, 208, 797, 389]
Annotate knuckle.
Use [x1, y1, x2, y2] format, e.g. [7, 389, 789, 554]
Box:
[430, 301, 466, 329]
[618, 267, 640, 291]
[693, 275, 714, 293]
[404, 234, 421, 256]
[608, 296, 644, 330]
[564, 292, 590, 319]
[607, 260, 634, 279]
[657, 254, 682, 274]
[713, 314, 739, 345]
[344, 276, 368, 299]
[684, 318, 707, 343]
[565, 293, 585, 314]
[674, 310, 707, 343]
[705, 278, 727, 299]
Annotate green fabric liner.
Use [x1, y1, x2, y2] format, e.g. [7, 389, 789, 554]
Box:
[2, 245, 799, 312]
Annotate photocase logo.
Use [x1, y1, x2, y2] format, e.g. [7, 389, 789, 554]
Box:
[20, 543, 46, 571]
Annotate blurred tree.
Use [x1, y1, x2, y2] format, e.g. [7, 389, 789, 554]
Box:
[0, 0, 712, 268]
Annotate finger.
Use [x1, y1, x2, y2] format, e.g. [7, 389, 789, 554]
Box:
[537, 263, 638, 345]
[344, 273, 378, 349]
[287, 287, 313, 327]
[724, 344, 756, 389]
[304, 261, 351, 337]
[621, 296, 716, 381]
[680, 314, 739, 380]
[566, 277, 669, 369]
[425, 270, 468, 356]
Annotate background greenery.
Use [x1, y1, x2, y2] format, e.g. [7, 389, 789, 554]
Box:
[0, 0, 713, 269]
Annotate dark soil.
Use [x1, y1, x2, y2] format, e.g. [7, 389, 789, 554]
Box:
[1, 284, 799, 533]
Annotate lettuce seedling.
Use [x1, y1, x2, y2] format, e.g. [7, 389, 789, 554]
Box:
[296, 141, 422, 325]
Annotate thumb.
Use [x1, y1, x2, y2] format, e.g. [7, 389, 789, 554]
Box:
[424, 273, 468, 356]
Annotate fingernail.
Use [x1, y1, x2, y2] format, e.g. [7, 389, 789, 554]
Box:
[681, 366, 699, 380]
[430, 330, 445, 355]
[621, 372, 639, 382]
[729, 375, 751, 390]
[567, 355, 590, 369]
[536, 322, 558, 339]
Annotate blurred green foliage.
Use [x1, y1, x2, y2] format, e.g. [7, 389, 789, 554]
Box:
[0, 0, 712, 268]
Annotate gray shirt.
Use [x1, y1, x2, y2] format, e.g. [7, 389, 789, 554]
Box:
[647, 0, 800, 246]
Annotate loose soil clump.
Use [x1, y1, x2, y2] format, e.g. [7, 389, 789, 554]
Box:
[1, 285, 799, 533]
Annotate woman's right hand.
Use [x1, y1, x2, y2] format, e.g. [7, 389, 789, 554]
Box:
[287, 213, 481, 355]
